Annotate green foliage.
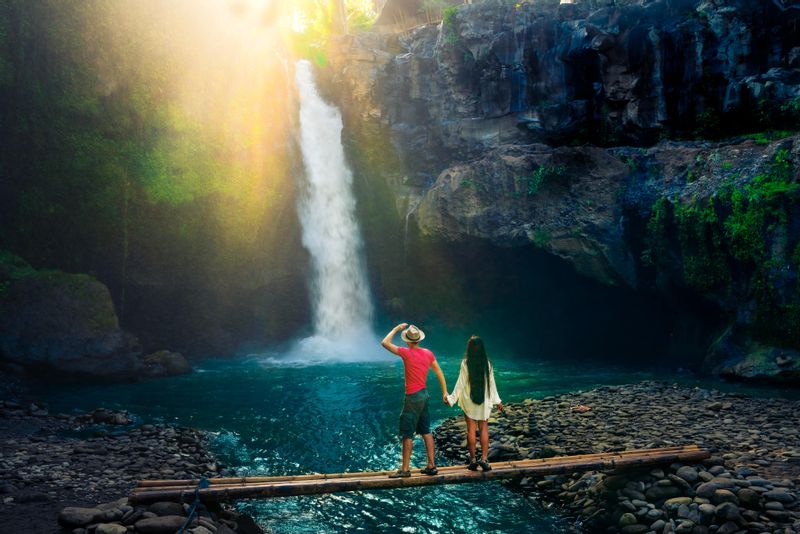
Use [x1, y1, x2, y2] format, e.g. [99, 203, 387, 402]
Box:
[723, 149, 798, 264]
[623, 156, 641, 172]
[533, 229, 550, 248]
[693, 107, 721, 138]
[643, 148, 800, 347]
[793, 242, 800, 270]
[641, 197, 670, 266]
[441, 6, 460, 45]
[517, 165, 566, 196]
[674, 198, 731, 291]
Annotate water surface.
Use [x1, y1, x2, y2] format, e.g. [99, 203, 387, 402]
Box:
[35, 351, 798, 533]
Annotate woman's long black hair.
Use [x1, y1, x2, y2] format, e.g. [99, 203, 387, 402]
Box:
[465, 336, 490, 405]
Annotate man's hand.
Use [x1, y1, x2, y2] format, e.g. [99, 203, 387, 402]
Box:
[443, 394, 450, 406]
[497, 402, 504, 413]
[381, 323, 408, 356]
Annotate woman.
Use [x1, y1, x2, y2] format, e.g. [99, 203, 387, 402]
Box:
[446, 336, 503, 471]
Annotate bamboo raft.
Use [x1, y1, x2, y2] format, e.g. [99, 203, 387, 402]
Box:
[130, 444, 708, 503]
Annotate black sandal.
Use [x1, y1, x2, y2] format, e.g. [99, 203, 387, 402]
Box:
[388, 470, 411, 478]
[467, 461, 479, 471]
[477, 459, 492, 471]
[420, 466, 438, 476]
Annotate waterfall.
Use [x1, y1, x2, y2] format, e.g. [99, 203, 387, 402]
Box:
[289, 60, 381, 362]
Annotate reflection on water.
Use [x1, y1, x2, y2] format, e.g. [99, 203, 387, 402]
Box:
[33, 351, 799, 533]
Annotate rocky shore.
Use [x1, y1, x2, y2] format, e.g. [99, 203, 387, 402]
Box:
[435, 381, 800, 533]
[0, 391, 264, 534]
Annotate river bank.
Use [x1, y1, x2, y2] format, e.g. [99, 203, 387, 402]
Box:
[435, 381, 800, 533]
[0, 373, 264, 534]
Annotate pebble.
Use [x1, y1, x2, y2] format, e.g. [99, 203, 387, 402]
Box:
[434, 381, 800, 533]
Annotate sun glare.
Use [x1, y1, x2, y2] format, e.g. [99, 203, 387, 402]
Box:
[291, 8, 309, 33]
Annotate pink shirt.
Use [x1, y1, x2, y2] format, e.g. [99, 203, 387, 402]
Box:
[397, 346, 435, 394]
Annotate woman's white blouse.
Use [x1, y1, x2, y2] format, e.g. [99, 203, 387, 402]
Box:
[447, 360, 501, 421]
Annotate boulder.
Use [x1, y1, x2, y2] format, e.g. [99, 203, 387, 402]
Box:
[134, 515, 187, 533]
[95, 524, 128, 534]
[142, 351, 191, 378]
[57, 507, 104, 528]
[706, 328, 800, 385]
[148, 501, 186, 517]
[0, 252, 143, 381]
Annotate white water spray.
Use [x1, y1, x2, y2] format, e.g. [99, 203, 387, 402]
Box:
[287, 60, 382, 362]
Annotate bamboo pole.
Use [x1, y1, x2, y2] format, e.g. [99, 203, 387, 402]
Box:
[136, 445, 698, 488]
[129, 445, 708, 504]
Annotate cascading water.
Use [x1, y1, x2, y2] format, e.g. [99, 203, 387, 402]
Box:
[289, 60, 382, 361]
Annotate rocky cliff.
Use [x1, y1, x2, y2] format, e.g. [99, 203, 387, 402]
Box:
[319, 0, 800, 382]
[0, 252, 191, 382]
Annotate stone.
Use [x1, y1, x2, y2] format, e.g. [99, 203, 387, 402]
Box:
[698, 503, 715, 522]
[620, 526, 648, 534]
[148, 501, 186, 517]
[620, 513, 638, 527]
[762, 489, 795, 503]
[675, 467, 699, 484]
[58, 507, 104, 528]
[711, 489, 738, 505]
[95, 524, 128, 534]
[665, 497, 693, 509]
[695, 479, 735, 499]
[0, 257, 143, 381]
[714, 502, 742, 522]
[135, 515, 188, 533]
[736, 488, 760, 509]
[142, 351, 191, 378]
[715, 522, 739, 534]
[645, 485, 682, 502]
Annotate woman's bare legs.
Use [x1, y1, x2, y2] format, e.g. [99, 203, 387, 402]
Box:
[465, 415, 477, 462]
[479, 420, 489, 461]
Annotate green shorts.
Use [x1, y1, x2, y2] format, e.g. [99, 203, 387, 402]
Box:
[399, 388, 431, 439]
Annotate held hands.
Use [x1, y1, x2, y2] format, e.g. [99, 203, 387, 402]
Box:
[497, 402, 504, 413]
[443, 394, 451, 406]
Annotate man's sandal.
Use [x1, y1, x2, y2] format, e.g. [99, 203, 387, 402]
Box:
[477, 459, 492, 471]
[388, 470, 411, 478]
[467, 461, 479, 471]
[420, 466, 438, 476]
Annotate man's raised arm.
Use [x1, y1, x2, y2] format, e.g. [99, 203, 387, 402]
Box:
[381, 323, 408, 356]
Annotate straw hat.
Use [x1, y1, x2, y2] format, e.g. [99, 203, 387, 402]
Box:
[401, 325, 425, 343]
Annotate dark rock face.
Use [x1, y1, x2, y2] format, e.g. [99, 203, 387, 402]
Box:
[0, 252, 192, 381]
[326, 0, 800, 175]
[321, 0, 800, 381]
[0, 253, 143, 380]
[141, 350, 191, 378]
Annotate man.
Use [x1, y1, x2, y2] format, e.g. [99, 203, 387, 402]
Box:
[381, 322, 448, 478]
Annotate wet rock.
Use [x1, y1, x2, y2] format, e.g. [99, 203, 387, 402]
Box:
[675, 466, 699, 484]
[95, 523, 128, 534]
[736, 488, 760, 509]
[142, 351, 191, 378]
[714, 502, 742, 522]
[148, 501, 186, 517]
[619, 512, 638, 526]
[135, 515, 188, 533]
[645, 485, 682, 502]
[58, 507, 104, 528]
[763, 489, 795, 503]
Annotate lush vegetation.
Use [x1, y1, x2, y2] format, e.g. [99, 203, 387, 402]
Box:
[642, 148, 800, 348]
[0, 0, 299, 342]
